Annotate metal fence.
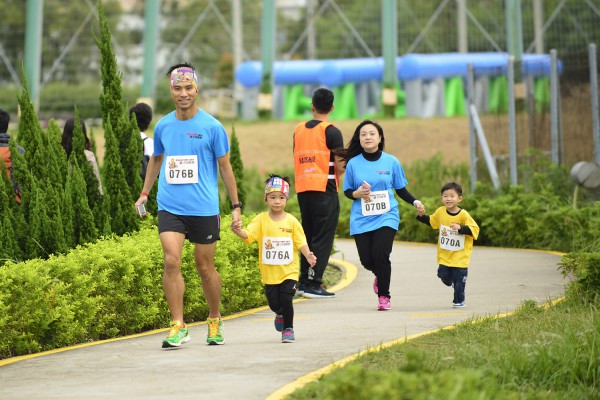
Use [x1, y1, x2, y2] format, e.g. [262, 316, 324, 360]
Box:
[1, 0, 599, 167]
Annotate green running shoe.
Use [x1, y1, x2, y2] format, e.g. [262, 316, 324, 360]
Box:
[162, 320, 190, 349]
[206, 317, 225, 345]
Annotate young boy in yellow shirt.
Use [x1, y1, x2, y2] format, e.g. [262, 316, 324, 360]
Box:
[231, 175, 316, 343]
[416, 182, 479, 307]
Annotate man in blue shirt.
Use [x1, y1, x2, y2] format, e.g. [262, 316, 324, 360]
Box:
[135, 63, 242, 348]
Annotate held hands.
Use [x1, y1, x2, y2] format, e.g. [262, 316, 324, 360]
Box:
[306, 251, 317, 267]
[230, 219, 243, 232]
[414, 200, 425, 216]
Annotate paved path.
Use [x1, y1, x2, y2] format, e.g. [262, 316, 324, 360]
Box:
[0, 239, 565, 400]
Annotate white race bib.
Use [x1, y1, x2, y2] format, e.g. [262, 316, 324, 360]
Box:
[361, 190, 391, 216]
[165, 155, 199, 184]
[261, 237, 294, 265]
[439, 224, 465, 251]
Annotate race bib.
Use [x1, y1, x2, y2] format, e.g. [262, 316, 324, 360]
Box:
[165, 155, 199, 184]
[361, 190, 391, 216]
[439, 224, 465, 251]
[261, 237, 294, 265]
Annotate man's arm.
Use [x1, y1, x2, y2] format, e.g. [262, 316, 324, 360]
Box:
[217, 152, 241, 223]
[136, 153, 163, 206]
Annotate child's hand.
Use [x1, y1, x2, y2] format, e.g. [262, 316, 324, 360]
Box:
[450, 222, 461, 232]
[307, 252, 317, 267]
[230, 220, 243, 232]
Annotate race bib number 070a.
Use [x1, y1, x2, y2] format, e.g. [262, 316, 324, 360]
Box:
[439, 224, 465, 251]
[166, 155, 199, 184]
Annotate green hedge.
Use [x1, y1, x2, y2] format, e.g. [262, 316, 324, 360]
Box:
[0, 215, 263, 359]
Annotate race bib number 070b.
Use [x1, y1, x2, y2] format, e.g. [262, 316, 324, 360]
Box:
[361, 190, 391, 216]
[166, 155, 199, 184]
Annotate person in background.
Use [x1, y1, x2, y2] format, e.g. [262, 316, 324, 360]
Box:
[0, 108, 25, 203]
[135, 62, 241, 349]
[61, 117, 103, 195]
[416, 182, 479, 308]
[231, 174, 316, 343]
[293, 88, 345, 299]
[338, 120, 424, 311]
[129, 102, 154, 180]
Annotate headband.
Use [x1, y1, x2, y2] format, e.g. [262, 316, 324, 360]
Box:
[170, 67, 198, 89]
[265, 176, 290, 199]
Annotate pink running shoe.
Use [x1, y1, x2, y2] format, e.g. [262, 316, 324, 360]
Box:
[378, 296, 391, 311]
[373, 276, 378, 294]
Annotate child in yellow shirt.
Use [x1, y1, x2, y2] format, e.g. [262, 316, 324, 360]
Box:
[416, 182, 479, 308]
[231, 175, 316, 343]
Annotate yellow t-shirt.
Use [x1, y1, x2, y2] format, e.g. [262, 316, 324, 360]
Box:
[428, 206, 479, 268]
[243, 212, 307, 285]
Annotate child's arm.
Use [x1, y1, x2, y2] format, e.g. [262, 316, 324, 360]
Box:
[299, 244, 317, 267]
[230, 220, 249, 239]
[416, 214, 431, 226]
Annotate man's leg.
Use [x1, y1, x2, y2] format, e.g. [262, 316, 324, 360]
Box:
[159, 231, 186, 322]
[194, 242, 221, 318]
[305, 193, 339, 286]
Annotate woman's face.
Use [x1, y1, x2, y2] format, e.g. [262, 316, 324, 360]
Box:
[358, 124, 381, 153]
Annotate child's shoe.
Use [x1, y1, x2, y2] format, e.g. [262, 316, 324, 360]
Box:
[281, 328, 295, 343]
[274, 314, 284, 332]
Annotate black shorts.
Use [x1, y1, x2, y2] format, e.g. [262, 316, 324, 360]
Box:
[158, 210, 220, 244]
[264, 279, 298, 297]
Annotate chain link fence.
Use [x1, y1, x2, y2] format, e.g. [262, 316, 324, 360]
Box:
[0, 0, 598, 166]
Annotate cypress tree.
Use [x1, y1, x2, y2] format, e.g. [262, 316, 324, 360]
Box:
[25, 181, 46, 259]
[102, 118, 137, 235]
[39, 179, 67, 255]
[229, 126, 246, 208]
[94, 1, 143, 203]
[0, 163, 19, 263]
[45, 119, 68, 191]
[65, 157, 98, 246]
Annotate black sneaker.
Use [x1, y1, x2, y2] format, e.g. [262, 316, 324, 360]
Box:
[296, 282, 306, 296]
[302, 285, 335, 299]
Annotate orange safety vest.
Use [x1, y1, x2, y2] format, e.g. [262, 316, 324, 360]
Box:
[293, 121, 338, 193]
[0, 145, 22, 204]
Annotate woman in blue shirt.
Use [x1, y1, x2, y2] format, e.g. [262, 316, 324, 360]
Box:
[338, 120, 424, 311]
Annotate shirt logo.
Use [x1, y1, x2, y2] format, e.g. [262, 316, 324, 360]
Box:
[187, 133, 203, 140]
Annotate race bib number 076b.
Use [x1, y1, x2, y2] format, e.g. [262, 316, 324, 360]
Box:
[166, 155, 199, 184]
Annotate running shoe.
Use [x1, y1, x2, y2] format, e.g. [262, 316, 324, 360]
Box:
[453, 302, 466, 308]
[377, 296, 391, 311]
[281, 328, 295, 343]
[302, 285, 335, 298]
[207, 317, 225, 345]
[162, 320, 190, 348]
[274, 314, 284, 332]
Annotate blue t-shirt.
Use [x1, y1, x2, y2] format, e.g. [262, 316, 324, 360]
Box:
[343, 152, 408, 235]
[153, 109, 229, 216]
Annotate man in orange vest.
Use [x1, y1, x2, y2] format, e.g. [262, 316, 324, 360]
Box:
[0, 108, 25, 203]
[293, 88, 345, 298]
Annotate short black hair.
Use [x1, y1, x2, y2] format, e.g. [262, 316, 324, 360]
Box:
[167, 62, 195, 76]
[0, 108, 9, 133]
[129, 102, 153, 132]
[312, 88, 334, 114]
[441, 182, 463, 196]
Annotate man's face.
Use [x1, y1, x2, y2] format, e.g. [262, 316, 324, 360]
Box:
[170, 82, 198, 111]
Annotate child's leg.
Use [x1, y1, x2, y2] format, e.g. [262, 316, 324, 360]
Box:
[451, 268, 468, 304]
[279, 279, 297, 329]
[437, 265, 453, 287]
[264, 284, 282, 314]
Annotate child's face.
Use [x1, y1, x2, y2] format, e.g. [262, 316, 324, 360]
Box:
[266, 192, 287, 211]
[441, 189, 462, 210]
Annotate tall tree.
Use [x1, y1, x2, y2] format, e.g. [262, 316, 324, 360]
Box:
[229, 126, 246, 208]
[94, 0, 143, 204]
